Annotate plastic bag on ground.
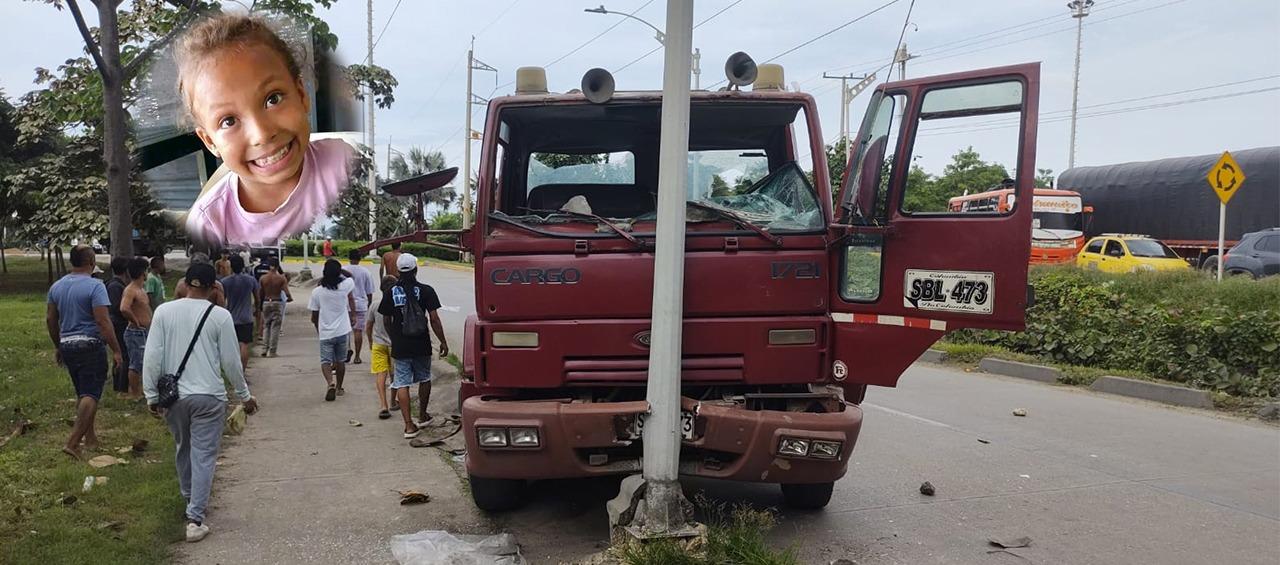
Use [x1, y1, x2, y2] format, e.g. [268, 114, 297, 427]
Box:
[390, 530, 526, 565]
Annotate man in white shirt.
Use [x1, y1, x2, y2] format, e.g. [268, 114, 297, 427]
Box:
[143, 263, 258, 543]
[309, 259, 356, 401]
[345, 249, 375, 365]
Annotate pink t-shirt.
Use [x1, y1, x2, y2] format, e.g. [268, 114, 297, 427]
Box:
[186, 138, 354, 245]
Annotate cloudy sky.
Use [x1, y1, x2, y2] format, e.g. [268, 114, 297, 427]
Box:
[4, 0, 1278, 182]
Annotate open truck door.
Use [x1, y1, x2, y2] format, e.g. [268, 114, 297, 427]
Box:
[828, 63, 1040, 388]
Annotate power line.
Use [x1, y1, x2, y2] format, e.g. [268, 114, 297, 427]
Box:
[916, 86, 1280, 137]
[546, 0, 658, 68]
[371, 0, 404, 50]
[476, 0, 523, 38]
[615, 0, 745, 74]
[921, 75, 1280, 132]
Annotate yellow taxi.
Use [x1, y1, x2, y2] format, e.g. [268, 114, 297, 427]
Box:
[1076, 234, 1190, 273]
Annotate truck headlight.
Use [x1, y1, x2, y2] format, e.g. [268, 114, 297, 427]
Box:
[809, 440, 842, 459]
[477, 427, 508, 447]
[778, 437, 810, 457]
[508, 427, 540, 447]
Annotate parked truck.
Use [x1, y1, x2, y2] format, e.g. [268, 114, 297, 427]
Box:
[949, 187, 1089, 265]
[396, 58, 1042, 512]
[1058, 147, 1280, 267]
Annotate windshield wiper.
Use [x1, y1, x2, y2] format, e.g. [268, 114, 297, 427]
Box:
[687, 201, 783, 247]
[522, 208, 649, 250]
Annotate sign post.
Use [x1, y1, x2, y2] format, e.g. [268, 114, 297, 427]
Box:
[1206, 151, 1246, 282]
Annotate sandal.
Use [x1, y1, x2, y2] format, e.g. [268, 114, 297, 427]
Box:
[325, 386, 336, 402]
[403, 427, 421, 439]
[378, 409, 391, 420]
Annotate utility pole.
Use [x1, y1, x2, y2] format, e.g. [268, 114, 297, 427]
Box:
[692, 47, 701, 89]
[367, 0, 377, 245]
[893, 43, 915, 81]
[823, 72, 874, 155]
[640, 0, 695, 536]
[1067, 0, 1094, 170]
[463, 37, 496, 262]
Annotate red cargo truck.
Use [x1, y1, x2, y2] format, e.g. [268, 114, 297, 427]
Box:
[409, 61, 1040, 511]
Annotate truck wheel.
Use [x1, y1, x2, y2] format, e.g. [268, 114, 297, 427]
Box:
[468, 474, 526, 512]
[780, 482, 834, 509]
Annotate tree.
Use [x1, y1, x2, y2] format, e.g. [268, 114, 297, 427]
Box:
[903, 147, 1009, 213]
[29, 0, 397, 257]
[328, 149, 410, 240]
[1036, 167, 1055, 188]
[533, 153, 605, 169]
[710, 174, 731, 197]
[389, 147, 454, 209]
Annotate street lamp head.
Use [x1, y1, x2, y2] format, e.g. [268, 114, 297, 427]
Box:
[584, 5, 608, 14]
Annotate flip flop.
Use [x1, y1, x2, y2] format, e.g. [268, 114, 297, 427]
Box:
[378, 410, 391, 420]
[403, 428, 421, 439]
[325, 387, 336, 402]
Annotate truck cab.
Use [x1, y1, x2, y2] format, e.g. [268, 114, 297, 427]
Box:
[455, 61, 1041, 511]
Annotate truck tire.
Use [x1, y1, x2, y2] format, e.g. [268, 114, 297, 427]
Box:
[468, 474, 526, 512]
[780, 482, 834, 509]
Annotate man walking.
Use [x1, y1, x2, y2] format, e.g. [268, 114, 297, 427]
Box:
[367, 276, 397, 419]
[105, 257, 131, 395]
[144, 263, 258, 543]
[119, 257, 153, 400]
[220, 255, 259, 370]
[145, 256, 167, 310]
[258, 259, 291, 357]
[346, 250, 375, 365]
[378, 254, 449, 439]
[175, 253, 227, 308]
[380, 242, 402, 280]
[46, 245, 123, 459]
[214, 250, 232, 279]
[309, 260, 355, 401]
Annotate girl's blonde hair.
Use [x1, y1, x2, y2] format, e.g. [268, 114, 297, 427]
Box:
[175, 13, 302, 118]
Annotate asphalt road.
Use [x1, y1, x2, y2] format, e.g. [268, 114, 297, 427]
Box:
[285, 262, 1280, 564]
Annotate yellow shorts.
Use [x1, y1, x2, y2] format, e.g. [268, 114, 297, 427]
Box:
[371, 343, 391, 374]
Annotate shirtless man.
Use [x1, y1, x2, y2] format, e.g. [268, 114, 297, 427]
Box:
[258, 259, 293, 357]
[118, 257, 153, 399]
[174, 254, 227, 307]
[380, 242, 402, 281]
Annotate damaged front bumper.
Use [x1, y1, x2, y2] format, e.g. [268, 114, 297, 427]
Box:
[462, 394, 863, 484]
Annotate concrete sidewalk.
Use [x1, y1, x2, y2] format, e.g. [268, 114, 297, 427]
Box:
[174, 285, 488, 564]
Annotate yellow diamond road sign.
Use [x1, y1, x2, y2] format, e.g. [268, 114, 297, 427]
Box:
[1207, 151, 1246, 205]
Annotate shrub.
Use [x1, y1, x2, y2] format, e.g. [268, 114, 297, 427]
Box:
[949, 267, 1280, 398]
[282, 239, 463, 263]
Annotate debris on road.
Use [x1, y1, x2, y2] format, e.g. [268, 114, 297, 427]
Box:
[977, 438, 991, 444]
[1019, 474, 1031, 479]
[82, 476, 109, 492]
[988, 536, 1032, 549]
[919, 481, 936, 496]
[87, 455, 124, 468]
[396, 490, 430, 505]
[349, 419, 363, 427]
[1012, 408, 1028, 417]
[390, 530, 526, 565]
[131, 439, 149, 453]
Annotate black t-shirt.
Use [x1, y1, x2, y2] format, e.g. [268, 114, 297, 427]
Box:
[105, 276, 126, 328]
[377, 280, 441, 359]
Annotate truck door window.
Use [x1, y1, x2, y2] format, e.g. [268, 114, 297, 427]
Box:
[841, 233, 883, 302]
[902, 81, 1025, 214]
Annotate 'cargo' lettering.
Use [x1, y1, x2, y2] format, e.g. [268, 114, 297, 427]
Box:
[491, 267, 583, 285]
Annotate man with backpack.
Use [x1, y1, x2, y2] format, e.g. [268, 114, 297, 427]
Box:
[377, 254, 448, 439]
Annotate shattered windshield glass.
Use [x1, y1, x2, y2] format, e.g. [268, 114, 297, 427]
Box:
[674, 162, 823, 231]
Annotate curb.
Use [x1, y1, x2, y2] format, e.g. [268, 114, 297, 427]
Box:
[425, 260, 474, 273]
[1090, 375, 1213, 409]
[1258, 403, 1280, 420]
[918, 349, 949, 363]
[977, 357, 1061, 383]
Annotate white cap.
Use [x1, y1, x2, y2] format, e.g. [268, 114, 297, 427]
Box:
[396, 253, 418, 272]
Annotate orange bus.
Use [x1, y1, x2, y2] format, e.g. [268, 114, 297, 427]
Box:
[949, 188, 1088, 264]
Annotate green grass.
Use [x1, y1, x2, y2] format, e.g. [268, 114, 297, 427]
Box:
[613, 502, 798, 565]
[0, 258, 187, 565]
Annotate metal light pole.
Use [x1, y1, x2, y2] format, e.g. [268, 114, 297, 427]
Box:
[1067, 0, 1094, 170]
[823, 73, 874, 156]
[893, 43, 915, 81]
[585, 5, 700, 89]
[367, 0, 377, 243]
[641, 0, 695, 535]
[463, 38, 496, 262]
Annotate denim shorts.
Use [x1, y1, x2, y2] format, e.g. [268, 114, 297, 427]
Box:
[319, 333, 349, 365]
[391, 356, 432, 389]
[60, 338, 108, 400]
[124, 327, 147, 373]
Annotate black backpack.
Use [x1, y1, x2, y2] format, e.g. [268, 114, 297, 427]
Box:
[400, 283, 427, 337]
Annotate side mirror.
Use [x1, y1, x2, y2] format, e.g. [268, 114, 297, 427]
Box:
[854, 136, 888, 220]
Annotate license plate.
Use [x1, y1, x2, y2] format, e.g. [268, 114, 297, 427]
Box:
[630, 412, 695, 440]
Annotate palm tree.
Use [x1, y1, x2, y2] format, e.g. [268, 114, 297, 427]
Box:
[389, 147, 456, 210]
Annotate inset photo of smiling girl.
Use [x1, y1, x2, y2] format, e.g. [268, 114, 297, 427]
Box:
[158, 13, 362, 247]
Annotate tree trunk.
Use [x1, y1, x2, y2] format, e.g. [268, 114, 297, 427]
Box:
[99, 2, 134, 258]
[1, 223, 7, 274]
[48, 246, 55, 286]
[57, 247, 67, 278]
